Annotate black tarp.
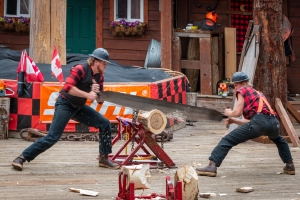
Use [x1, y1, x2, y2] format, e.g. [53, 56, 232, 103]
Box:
[0, 48, 171, 82]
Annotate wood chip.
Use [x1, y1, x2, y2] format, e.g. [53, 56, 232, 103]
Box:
[236, 187, 254, 193]
[199, 193, 216, 198]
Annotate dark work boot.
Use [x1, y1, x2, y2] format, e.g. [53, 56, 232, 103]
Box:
[98, 154, 120, 170]
[12, 154, 26, 171]
[195, 160, 217, 177]
[283, 160, 295, 175]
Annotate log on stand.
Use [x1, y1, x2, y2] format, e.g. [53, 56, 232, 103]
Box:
[137, 109, 167, 134]
[121, 164, 151, 190]
[174, 166, 199, 200]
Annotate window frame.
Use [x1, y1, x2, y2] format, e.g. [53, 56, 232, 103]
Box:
[4, 0, 31, 17]
[110, 0, 148, 24]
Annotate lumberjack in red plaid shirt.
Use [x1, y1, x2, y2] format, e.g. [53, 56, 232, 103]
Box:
[196, 72, 295, 177]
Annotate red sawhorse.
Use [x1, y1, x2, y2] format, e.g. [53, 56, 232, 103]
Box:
[110, 117, 176, 169]
[116, 172, 182, 200]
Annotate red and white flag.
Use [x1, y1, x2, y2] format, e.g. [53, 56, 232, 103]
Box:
[16, 51, 44, 82]
[51, 45, 64, 83]
[16, 51, 26, 73]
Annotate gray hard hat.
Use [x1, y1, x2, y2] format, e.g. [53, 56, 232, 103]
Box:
[232, 72, 250, 83]
[89, 48, 111, 64]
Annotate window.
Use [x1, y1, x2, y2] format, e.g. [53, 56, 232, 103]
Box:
[114, 0, 144, 22]
[4, 0, 30, 17]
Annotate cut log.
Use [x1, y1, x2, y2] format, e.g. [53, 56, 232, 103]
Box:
[121, 164, 151, 190]
[137, 109, 167, 134]
[174, 166, 199, 200]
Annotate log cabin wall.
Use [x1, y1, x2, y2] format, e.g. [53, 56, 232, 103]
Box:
[102, 0, 161, 67]
[287, 0, 300, 94]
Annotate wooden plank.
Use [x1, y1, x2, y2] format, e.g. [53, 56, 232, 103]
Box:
[275, 98, 300, 147]
[160, 0, 172, 69]
[144, 0, 148, 25]
[96, 0, 103, 48]
[109, 0, 114, 21]
[174, 32, 211, 38]
[238, 20, 253, 71]
[50, 0, 66, 65]
[0, 0, 3, 16]
[199, 37, 212, 95]
[172, 36, 181, 72]
[224, 27, 236, 79]
[181, 60, 201, 69]
[29, 0, 51, 64]
[287, 101, 300, 124]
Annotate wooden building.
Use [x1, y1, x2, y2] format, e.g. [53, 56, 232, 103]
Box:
[0, 0, 299, 94]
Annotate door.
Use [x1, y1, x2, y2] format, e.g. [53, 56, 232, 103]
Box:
[66, 0, 96, 54]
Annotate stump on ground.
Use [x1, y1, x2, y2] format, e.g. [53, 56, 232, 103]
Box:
[174, 166, 199, 200]
[121, 164, 151, 190]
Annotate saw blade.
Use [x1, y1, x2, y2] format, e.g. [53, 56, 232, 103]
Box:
[101, 91, 223, 122]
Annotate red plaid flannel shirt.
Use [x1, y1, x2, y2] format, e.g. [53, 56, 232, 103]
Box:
[62, 64, 104, 93]
[237, 86, 277, 119]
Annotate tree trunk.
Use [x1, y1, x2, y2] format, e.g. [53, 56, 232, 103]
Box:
[252, 1, 286, 109]
[253, 1, 287, 135]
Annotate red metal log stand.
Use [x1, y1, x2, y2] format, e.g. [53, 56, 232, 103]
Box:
[110, 117, 176, 169]
[116, 172, 183, 200]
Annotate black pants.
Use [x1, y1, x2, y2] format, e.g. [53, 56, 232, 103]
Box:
[209, 114, 293, 166]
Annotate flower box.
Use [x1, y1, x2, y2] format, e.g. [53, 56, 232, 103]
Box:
[0, 16, 30, 33]
[109, 19, 146, 37]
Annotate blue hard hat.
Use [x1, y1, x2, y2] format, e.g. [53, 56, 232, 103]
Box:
[89, 48, 111, 64]
[232, 72, 250, 83]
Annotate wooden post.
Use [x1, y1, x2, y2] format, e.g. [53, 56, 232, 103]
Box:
[50, 0, 66, 65]
[224, 27, 236, 79]
[30, 0, 66, 64]
[199, 37, 212, 95]
[160, 0, 173, 69]
[172, 37, 181, 72]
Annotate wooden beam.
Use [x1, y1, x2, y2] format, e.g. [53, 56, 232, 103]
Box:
[181, 60, 200, 70]
[160, 0, 172, 69]
[275, 98, 300, 147]
[109, 0, 114, 21]
[0, 0, 4, 17]
[224, 27, 236, 79]
[287, 101, 300, 124]
[50, 0, 66, 65]
[144, 0, 148, 26]
[29, 0, 51, 64]
[199, 37, 212, 95]
[96, 0, 103, 48]
[172, 36, 181, 72]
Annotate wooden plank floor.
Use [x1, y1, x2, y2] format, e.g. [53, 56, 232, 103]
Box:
[1, 121, 300, 200]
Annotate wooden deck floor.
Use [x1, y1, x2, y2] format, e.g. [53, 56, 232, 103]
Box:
[1, 121, 300, 200]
